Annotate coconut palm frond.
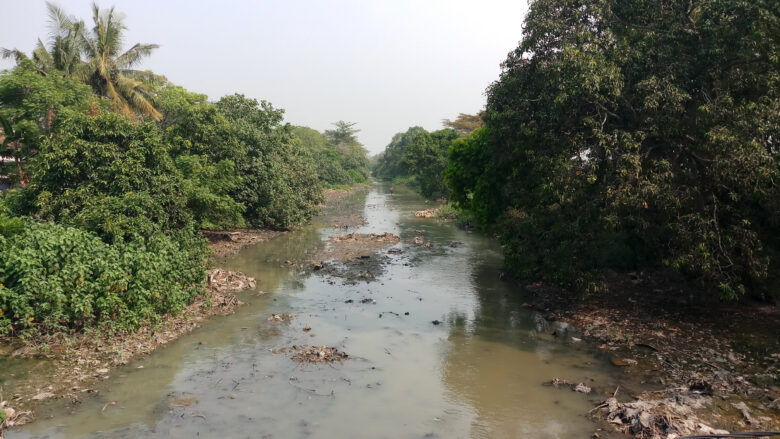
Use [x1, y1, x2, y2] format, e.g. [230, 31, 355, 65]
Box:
[32, 39, 56, 74]
[0, 48, 29, 65]
[116, 75, 161, 120]
[46, 2, 76, 37]
[121, 69, 167, 87]
[116, 43, 159, 68]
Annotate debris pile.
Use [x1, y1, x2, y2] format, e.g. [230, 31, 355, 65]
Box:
[268, 313, 293, 323]
[0, 401, 33, 432]
[545, 378, 592, 393]
[414, 208, 439, 218]
[203, 229, 281, 257]
[330, 233, 400, 243]
[593, 395, 730, 438]
[413, 236, 432, 247]
[206, 269, 256, 293]
[290, 345, 348, 364]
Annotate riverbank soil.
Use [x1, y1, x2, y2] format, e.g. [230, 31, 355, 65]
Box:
[0, 187, 370, 436]
[525, 269, 780, 437]
[0, 269, 256, 434]
[202, 229, 282, 258]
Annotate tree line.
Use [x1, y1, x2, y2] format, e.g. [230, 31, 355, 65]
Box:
[376, 0, 780, 301]
[0, 2, 368, 337]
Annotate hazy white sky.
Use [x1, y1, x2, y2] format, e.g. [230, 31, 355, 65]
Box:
[0, 0, 528, 153]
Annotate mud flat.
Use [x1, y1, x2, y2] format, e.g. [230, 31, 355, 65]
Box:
[524, 271, 780, 438]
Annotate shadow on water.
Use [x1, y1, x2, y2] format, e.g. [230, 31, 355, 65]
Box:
[9, 182, 628, 439]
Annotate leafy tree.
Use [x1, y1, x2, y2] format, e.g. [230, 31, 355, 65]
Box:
[12, 109, 192, 242]
[447, 0, 780, 298]
[216, 94, 323, 229]
[373, 126, 427, 180]
[401, 128, 458, 197]
[155, 85, 246, 228]
[0, 60, 93, 185]
[325, 120, 360, 147]
[442, 113, 483, 136]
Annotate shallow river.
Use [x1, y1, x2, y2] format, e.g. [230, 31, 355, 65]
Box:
[11, 184, 628, 439]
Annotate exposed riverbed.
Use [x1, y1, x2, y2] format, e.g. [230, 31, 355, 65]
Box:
[8, 183, 637, 439]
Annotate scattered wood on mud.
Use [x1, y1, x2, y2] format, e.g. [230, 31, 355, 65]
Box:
[207, 269, 256, 293]
[0, 400, 33, 433]
[322, 186, 367, 203]
[290, 345, 348, 364]
[0, 269, 257, 431]
[330, 232, 400, 244]
[525, 270, 780, 437]
[593, 394, 730, 438]
[268, 313, 293, 323]
[311, 233, 400, 265]
[306, 233, 400, 284]
[203, 229, 282, 258]
[414, 208, 439, 218]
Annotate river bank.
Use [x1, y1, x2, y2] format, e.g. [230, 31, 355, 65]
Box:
[5, 182, 776, 438]
[0, 269, 256, 434]
[0, 187, 367, 436]
[522, 271, 780, 437]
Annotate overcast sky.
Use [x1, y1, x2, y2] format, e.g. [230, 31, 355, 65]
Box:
[0, 0, 527, 153]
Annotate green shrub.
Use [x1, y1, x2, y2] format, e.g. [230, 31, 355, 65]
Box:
[0, 221, 208, 336]
[14, 110, 195, 241]
[435, 203, 460, 220]
[347, 169, 367, 184]
[217, 95, 323, 229]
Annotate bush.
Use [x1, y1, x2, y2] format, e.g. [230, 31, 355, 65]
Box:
[0, 221, 208, 336]
[14, 110, 194, 241]
[435, 203, 460, 220]
[217, 95, 323, 229]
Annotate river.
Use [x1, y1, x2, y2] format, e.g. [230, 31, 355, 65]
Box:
[10, 183, 627, 439]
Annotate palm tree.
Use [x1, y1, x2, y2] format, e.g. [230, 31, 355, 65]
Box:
[76, 3, 161, 120]
[2, 3, 161, 120]
[38, 2, 85, 76]
[1, 3, 84, 76]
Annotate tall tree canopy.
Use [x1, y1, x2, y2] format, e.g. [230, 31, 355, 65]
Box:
[446, 0, 780, 298]
[442, 113, 483, 136]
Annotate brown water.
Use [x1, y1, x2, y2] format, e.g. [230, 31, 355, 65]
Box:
[9, 183, 627, 439]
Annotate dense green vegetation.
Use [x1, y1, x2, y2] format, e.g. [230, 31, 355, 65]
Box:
[293, 121, 370, 188]
[374, 126, 462, 198]
[374, 0, 780, 300]
[0, 220, 208, 335]
[0, 3, 366, 337]
[444, 0, 780, 299]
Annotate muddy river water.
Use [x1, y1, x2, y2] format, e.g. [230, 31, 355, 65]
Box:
[10, 184, 633, 439]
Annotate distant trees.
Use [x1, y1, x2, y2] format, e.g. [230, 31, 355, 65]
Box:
[295, 122, 370, 187]
[325, 121, 360, 147]
[373, 126, 458, 198]
[442, 113, 483, 136]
